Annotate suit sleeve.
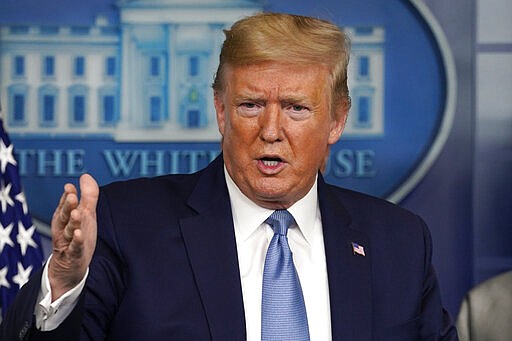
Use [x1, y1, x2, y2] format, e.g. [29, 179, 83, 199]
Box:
[0, 267, 43, 341]
[79, 188, 128, 339]
[0, 188, 127, 340]
[418, 218, 459, 340]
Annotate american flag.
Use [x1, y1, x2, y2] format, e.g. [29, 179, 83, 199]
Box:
[0, 102, 44, 322]
[351, 242, 366, 257]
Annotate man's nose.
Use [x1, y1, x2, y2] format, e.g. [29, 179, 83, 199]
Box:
[258, 105, 283, 142]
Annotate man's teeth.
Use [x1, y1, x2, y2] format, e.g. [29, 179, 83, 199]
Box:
[262, 160, 279, 166]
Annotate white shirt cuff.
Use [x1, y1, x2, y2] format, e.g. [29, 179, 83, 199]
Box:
[35, 254, 89, 331]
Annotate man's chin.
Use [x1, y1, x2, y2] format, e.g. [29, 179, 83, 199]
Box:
[250, 187, 296, 209]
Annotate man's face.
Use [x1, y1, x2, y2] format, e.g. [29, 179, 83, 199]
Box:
[215, 62, 346, 209]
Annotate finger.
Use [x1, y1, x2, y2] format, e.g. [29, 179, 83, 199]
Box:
[58, 191, 79, 227]
[67, 228, 85, 259]
[63, 208, 81, 243]
[54, 183, 76, 217]
[77, 174, 99, 212]
[52, 188, 78, 231]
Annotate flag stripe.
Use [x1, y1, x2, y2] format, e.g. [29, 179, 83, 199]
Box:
[0, 105, 44, 321]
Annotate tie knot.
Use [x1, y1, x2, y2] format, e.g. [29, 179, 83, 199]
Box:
[265, 209, 295, 236]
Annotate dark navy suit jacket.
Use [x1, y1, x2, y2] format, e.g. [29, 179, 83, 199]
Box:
[1, 155, 457, 340]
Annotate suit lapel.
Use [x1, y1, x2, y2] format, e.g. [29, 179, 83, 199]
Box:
[178, 159, 373, 340]
[179, 156, 246, 340]
[318, 176, 373, 341]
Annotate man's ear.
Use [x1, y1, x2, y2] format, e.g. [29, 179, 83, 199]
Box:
[214, 91, 225, 136]
[328, 102, 349, 145]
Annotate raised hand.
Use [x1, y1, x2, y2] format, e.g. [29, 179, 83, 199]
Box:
[48, 174, 99, 301]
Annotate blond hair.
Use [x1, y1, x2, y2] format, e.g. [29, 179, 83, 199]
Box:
[212, 12, 351, 116]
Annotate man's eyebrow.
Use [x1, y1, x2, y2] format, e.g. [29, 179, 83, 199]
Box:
[279, 94, 309, 103]
[233, 91, 266, 101]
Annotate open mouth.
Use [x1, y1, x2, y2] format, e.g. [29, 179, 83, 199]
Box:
[260, 157, 282, 167]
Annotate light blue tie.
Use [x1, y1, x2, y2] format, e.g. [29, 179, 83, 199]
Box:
[261, 210, 310, 341]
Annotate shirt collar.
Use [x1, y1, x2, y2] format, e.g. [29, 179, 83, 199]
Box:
[224, 166, 319, 245]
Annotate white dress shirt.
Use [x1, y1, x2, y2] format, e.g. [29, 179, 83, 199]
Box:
[36, 169, 332, 340]
[225, 169, 332, 341]
[35, 254, 87, 330]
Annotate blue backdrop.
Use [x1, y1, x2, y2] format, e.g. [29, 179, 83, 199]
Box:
[0, 0, 504, 321]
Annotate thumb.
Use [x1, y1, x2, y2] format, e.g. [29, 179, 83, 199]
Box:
[78, 173, 99, 211]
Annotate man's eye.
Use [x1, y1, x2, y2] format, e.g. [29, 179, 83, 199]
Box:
[237, 102, 262, 117]
[285, 104, 311, 120]
[286, 104, 309, 114]
[241, 102, 257, 109]
[285, 104, 309, 112]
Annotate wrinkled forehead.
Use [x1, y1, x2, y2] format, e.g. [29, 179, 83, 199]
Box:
[218, 61, 333, 91]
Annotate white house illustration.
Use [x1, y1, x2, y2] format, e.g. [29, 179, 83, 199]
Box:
[345, 26, 385, 138]
[0, 0, 384, 141]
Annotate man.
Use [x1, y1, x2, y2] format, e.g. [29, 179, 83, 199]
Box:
[1, 12, 457, 340]
[456, 270, 512, 340]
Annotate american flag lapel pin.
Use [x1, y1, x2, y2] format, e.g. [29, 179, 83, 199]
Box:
[351, 242, 366, 256]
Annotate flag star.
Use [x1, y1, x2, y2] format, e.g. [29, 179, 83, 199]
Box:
[0, 139, 17, 173]
[0, 266, 10, 289]
[16, 222, 38, 256]
[0, 222, 14, 253]
[12, 262, 33, 288]
[0, 182, 14, 213]
[15, 191, 29, 215]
